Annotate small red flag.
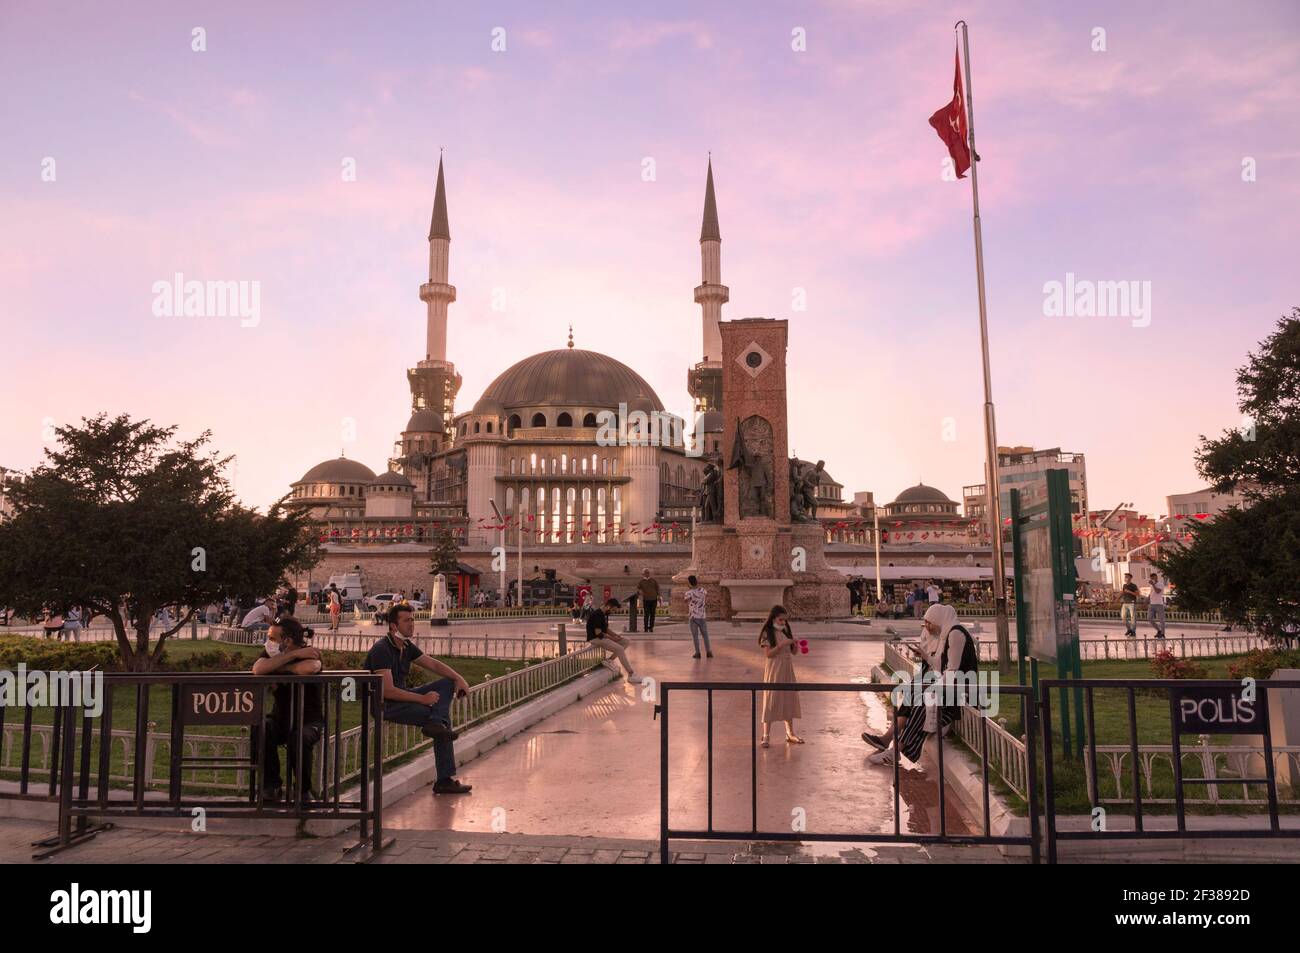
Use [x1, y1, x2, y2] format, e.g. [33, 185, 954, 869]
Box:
[929, 45, 970, 179]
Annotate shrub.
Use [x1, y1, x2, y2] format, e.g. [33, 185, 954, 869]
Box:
[1150, 649, 1208, 681]
[1227, 649, 1300, 681]
[0, 636, 121, 671]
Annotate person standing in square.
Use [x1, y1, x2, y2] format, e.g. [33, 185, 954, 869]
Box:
[637, 569, 660, 632]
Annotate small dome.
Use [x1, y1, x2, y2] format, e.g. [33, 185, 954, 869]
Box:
[372, 469, 414, 489]
[628, 393, 657, 415]
[298, 457, 376, 484]
[405, 409, 444, 434]
[893, 482, 953, 505]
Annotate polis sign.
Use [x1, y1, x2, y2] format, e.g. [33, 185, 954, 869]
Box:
[1170, 686, 1267, 735]
[180, 684, 263, 726]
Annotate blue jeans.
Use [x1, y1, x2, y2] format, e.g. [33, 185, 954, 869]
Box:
[383, 679, 457, 781]
[1148, 604, 1166, 636]
[688, 618, 711, 654]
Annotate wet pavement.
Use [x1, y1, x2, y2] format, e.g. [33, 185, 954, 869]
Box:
[383, 634, 970, 840]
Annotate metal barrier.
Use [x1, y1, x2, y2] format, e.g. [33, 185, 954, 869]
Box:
[656, 680, 1040, 864]
[974, 632, 1269, 663]
[33, 671, 387, 860]
[209, 625, 573, 660]
[1040, 677, 1300, 863]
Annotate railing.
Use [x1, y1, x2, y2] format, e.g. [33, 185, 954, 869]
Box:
[210, 625, 575, 660]
[289, 605, 667, 625]
[1086, 741, 1300, 807]
[973, 632, 1269, 663]
[657, 678, 1040, 863]
[25, 671, 387, 859]
[2, 646, 609, 809]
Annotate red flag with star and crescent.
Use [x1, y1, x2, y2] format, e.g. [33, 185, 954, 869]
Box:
[929, 45, 970, 178]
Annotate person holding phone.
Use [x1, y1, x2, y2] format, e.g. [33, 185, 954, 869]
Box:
[758, 605, 803, 747]
[252, 616, 324, 802]
[364, 603, 472, 795]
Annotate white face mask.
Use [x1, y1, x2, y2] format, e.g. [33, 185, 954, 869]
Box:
[265, 639, 281, 657]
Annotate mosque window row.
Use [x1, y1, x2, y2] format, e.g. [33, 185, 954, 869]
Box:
[507, 453, 620, 477]
[502, 484, 623, 544]
[295, 483, 368, 499]
[498, 412, 602, 434]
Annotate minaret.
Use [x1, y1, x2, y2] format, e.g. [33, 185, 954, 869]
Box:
[421, 156, 455, 362]
[407, 154, 462, 449]
[688, 159, 728, 414]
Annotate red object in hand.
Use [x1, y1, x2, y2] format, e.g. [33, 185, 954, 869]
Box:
[798, 639, 809, 654]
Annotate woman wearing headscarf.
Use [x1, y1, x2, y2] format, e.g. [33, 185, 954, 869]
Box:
[864, 602, 978, 766]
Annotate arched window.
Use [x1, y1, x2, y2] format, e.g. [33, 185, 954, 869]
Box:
[540, 458, 547, 474]
[460, 423, 467, 436]
[583, 412, 598, 428]
[474, 421, 481, 434]
[508, 414, 521, 436]
[510, 458, 517, 474]
[556, 412, 573, 427]
[530, 452, 537, 473]
[562, 453, 568, 473]
[486, 421, 493, 433]
[531, 412, 546, 427]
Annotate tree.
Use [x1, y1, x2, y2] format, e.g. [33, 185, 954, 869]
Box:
[429, 528, 460, 576]
[0, 414, 320, 670]
[1160, 310, 1300, 642]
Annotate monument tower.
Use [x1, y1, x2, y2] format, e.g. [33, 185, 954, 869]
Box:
[673, 317, 850, 621]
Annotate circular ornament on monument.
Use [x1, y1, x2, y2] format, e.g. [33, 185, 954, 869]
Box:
[927, 555, 937, 566]
[748, 542, 766, 561]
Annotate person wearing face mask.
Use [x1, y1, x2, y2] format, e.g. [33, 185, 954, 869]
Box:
[364, 604, 473, 795]
[864, 602, 977, 766]
[251, 617, 325, 802]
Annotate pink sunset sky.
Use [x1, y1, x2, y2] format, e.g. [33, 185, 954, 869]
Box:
[2, 0, 1297, 517]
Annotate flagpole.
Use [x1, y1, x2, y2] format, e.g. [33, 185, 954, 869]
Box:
[956, 20, 1011, 676]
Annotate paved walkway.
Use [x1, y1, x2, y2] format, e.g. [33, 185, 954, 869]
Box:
[382, 636, 970, 840]
[0, 818, 1015, 864]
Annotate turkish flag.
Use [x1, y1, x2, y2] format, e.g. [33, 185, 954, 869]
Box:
[929, 46, 970, 179]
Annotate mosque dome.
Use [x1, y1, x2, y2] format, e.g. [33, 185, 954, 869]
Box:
[404, 409, 444, 433]
[372, 469, 414, 489]
[892, 482, 953, 505]
[476, 348, 664, 412]
[297, 457, 377, 484]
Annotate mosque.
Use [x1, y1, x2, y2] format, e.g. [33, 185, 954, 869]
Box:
[284, 161, 989, 602]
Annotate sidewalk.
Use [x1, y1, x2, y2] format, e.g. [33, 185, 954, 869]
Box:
[0, 818, 1013, 864]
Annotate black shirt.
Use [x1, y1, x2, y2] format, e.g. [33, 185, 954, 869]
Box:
[586, 609, 609, 641]
[257, 650, 324, 724]
[364, 634, 425, 690]
[1121, 583, 1139, 603]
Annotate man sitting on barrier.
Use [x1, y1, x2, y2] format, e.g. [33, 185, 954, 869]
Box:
[365, 604, 473, 795]
[586, 597, 642, 684]
[251, 616, 325, 802]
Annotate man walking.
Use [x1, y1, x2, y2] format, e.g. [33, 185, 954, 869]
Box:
[637, 569, 660, 632]
[683, 575, 713, 659]
[1119, 572, 1139, 637]
[1147, 572, 1167, 639]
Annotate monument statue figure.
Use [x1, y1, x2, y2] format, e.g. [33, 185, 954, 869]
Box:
[789, 458, 825, 522]
[728, 416, 773, 518]
[698, 460, 723, 523]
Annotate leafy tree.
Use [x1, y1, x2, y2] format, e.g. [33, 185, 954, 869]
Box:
[0, 414, 320, 670]
[429, 528, 460, 576]
[1160, 310, 1300, 642]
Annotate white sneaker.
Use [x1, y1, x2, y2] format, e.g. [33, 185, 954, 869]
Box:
[625, 673, 642, 684]
[867, 748, 896, 766]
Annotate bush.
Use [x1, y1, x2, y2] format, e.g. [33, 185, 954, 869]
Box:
[1150, 649, 1208, 681]
[1227, 648, 1300, 681]
[0, 636, 121, 671]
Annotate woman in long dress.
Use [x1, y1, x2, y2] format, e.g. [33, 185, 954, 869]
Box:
[758, 605, 804, 747]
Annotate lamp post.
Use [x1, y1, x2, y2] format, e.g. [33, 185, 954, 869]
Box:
[489, 500, 506, 607]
